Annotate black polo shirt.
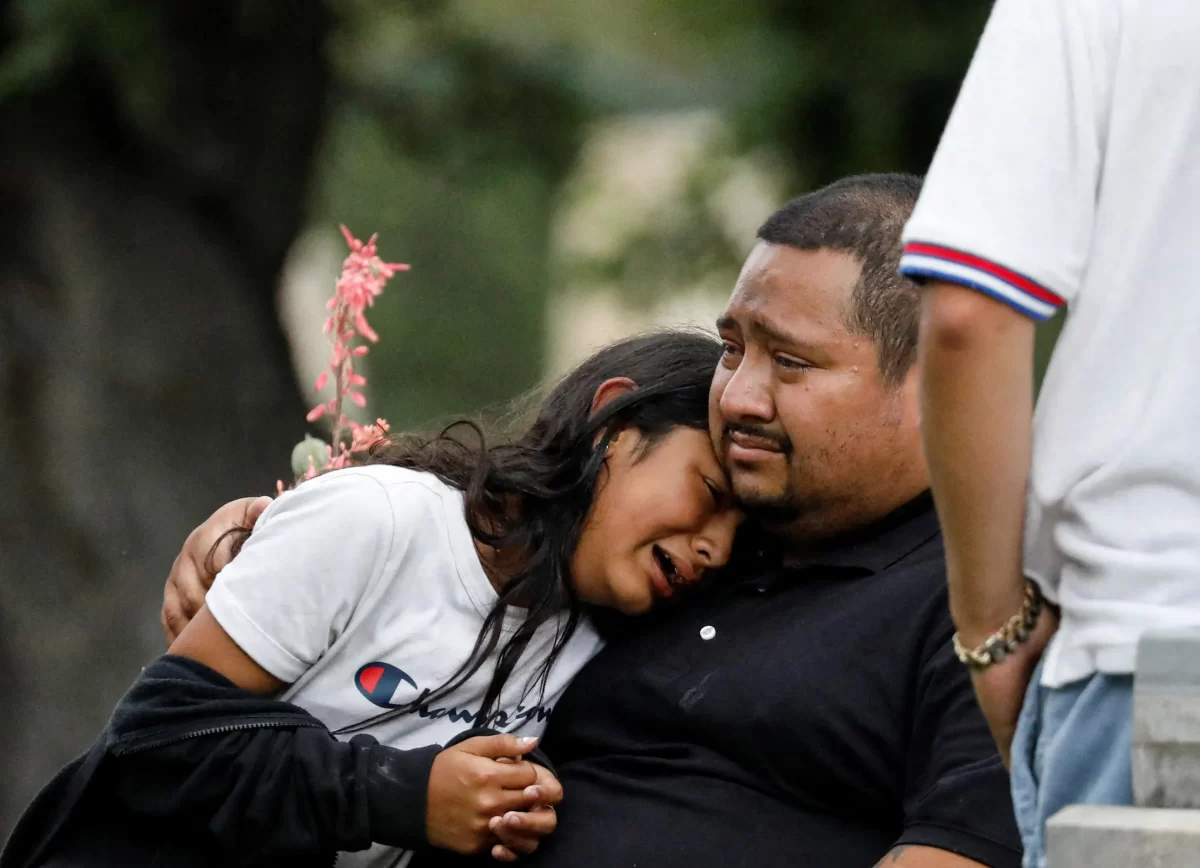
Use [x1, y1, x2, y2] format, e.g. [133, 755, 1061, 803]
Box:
[526, 493, 1021, 868]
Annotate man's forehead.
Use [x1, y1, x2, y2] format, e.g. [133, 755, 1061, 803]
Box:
[722, 244, 860, 340]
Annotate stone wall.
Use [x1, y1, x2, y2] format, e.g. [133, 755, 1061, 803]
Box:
[1047, 628, 1200, 866]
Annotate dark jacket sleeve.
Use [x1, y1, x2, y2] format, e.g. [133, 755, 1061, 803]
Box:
[109, 720, 439, 860]
[107, 655, 441, 861]
[2, 655, 440, 868]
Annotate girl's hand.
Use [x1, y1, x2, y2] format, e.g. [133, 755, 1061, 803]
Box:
[488, 761, 564, 862]
[426, 734, 544, 854]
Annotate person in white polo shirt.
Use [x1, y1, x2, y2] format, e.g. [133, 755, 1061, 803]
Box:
[900, 0, 1200, 865]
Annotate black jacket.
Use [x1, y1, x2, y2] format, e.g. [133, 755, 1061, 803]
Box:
[1, 655, 443, 868]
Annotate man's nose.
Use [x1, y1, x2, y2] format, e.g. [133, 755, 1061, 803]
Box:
[719, 353, 774, 423]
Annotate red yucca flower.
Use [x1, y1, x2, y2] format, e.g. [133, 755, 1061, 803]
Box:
[282, 226, 408, 493]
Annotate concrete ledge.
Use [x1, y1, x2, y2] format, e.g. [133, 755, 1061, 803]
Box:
[1046, 805, 1200, 867]
[1135, 627, 1200, 808]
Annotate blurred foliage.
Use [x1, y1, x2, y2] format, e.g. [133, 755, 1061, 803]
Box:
[2, 0, 1063, 425]
[311, 0, 588, 427]
[550, 113, 770, 314]
[749, 0, 994, 182]
[0, 0, 168, 105]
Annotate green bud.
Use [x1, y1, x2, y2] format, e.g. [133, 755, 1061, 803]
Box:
[291, 435, 330, 478]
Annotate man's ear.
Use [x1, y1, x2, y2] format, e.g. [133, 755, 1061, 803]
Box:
[590, 377, 638, 417]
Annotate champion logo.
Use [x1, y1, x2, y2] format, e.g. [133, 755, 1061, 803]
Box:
[355, 661, 418, 708]
[352, 660, 555, 729]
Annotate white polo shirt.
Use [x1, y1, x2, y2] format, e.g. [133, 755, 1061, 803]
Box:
[900, 0, 1200, 687]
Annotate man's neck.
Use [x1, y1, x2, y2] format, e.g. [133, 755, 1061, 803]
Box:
[773, 486, 932, 563]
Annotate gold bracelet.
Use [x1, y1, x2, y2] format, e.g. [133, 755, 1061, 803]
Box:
[953, 580, 1044, 670]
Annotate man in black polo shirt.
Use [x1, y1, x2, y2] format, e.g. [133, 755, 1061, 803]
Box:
[520, 175, 1019, 867]
[163, 175, 1021, 867]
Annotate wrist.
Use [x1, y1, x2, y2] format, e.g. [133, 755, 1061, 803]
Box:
[361, 739, 441, 849]
[953, 580, 1045, 670]
[950, 582, 1028, 649]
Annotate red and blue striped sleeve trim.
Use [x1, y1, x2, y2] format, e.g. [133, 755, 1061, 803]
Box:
[898, 241, 1065, 321]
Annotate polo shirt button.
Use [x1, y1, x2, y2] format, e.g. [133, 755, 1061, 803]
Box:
[700, 625, 716, 640]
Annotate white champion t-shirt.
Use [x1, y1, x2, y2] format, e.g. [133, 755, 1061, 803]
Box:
[900, 0, 1200, 686]
[205, 465, 604, 867]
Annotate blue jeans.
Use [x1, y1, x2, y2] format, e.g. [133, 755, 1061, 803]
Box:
[1009, 658, 1134, 868]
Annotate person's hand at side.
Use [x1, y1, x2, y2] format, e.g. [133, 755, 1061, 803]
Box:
[487, 760, 563, 862]
[426, 734, 554, 856]
[162, 495, 273, 645]
[970, 605, 1059, 767]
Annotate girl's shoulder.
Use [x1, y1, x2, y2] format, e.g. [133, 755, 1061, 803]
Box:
[242, 465, 480, 608]
[337, 464, 459, 499]
[271, 465, 464, 528]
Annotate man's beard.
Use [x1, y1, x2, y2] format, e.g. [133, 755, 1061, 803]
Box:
[735, 479, 806, 527]
[721, 422, 805, 526]
[720, 422, 839, 531]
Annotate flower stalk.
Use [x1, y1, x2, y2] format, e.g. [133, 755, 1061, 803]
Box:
[282, 226, 407, 492]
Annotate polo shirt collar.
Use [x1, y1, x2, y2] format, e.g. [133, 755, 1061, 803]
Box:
[746, 491, 940, 588]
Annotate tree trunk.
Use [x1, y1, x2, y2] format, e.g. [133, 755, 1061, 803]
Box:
[0, 0, 329, 835]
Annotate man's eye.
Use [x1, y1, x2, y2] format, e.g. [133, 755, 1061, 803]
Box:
[774, 355, 809, 371]
[721, 341, 742, 357]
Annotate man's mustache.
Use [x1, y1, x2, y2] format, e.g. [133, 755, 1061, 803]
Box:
[721, 423, 792, 455]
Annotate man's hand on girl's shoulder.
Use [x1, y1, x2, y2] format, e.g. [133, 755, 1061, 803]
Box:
[162, 495, 273, 644]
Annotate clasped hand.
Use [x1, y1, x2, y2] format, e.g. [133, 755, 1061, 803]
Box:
[428, 733, 562, 861]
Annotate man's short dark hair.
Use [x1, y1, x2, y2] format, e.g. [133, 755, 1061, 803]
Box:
[756, 173, 923, 386]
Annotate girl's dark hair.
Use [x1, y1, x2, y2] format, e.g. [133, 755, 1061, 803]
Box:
[334, 329, 722, 734]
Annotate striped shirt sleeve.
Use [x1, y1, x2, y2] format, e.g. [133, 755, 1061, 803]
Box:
[899, 242, 1066, 322]
[900, 0, 1111, 320]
